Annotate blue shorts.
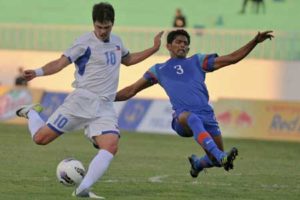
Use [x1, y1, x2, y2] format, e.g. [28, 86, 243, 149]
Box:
[171, 111, 221, 137]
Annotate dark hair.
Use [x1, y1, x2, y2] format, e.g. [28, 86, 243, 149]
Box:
[167, 29, 190, 45]
[92, 2, 115, 24]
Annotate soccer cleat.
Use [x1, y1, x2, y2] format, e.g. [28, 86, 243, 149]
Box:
[16, 104, 43, 119]
[188, 154, 202, 178]
[72, 189, 105, 199]
[221, 147, 238, 171]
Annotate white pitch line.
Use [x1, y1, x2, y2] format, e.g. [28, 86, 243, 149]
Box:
[261, 184, 289, 189]
[148, 175, 169, 183]
[97, 176, 297, 190]
[103, 179, 119, 183]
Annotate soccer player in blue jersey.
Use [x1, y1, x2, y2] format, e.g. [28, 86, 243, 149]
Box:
[115, 29, 273, 177]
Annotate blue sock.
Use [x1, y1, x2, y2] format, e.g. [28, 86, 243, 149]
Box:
[194, 155, 214, 170]
[187, 113, 225, 163]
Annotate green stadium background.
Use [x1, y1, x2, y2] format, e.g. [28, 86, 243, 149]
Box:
[1, 0, 299, 30]
[0, 0, 299, 101]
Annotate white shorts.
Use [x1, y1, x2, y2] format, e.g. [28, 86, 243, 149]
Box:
[46, 89, 120, 141]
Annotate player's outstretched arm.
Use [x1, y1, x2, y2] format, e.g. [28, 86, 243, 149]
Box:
[121, 31, 164, 66]
[115, 78, 152, 101]
[23, 56, 71, 81]
[214, 31, 274, 70]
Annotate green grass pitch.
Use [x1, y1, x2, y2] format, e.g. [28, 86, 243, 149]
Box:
[0, 123, 300, 200]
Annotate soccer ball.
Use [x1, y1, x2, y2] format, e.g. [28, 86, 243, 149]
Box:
[56, 158, 85, 187]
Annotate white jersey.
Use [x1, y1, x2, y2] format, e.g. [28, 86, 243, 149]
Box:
[63, 32, 129, 101]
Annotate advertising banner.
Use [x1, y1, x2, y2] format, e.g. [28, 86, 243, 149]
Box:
[137, 100, 174, 134]
[39, 92, 68, 121]
[214, 98, 300, 141]
[0, 87, 44, 124]
[118, 99, 153, 131]
[3, 89, 300, 142]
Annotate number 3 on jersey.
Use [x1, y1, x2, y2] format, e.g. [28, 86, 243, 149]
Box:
[105, 51, 116, 65]
[174, 65, 184, 74]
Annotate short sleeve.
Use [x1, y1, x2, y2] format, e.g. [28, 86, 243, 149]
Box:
[119, 38, 129, 58]
[196, 53, 218, 72]
[63, 40, 88, 63]
[143, 65, 158, 85]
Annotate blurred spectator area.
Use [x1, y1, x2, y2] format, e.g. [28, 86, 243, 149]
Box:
[0, 23, 299, 61]
[1, 0, 298, 61]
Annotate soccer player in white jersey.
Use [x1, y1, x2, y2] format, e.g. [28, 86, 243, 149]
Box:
[16, 2, 163, 199]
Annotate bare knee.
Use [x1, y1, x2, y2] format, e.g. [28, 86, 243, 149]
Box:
[110, 145, 118, 155]
[32, 129, 59, 145]
[94, 134, 119, 155]
[103, 143, 118, 155]
[177, 111, 190, 126]
[33, 134, 50, 145]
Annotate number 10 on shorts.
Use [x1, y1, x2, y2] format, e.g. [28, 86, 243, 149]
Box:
[53, 114, 68, 129]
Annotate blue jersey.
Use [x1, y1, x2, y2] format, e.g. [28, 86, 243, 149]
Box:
[144, 53, 218, 114]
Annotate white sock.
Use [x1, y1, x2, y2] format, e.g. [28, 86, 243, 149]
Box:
[27, 110, 45, 138]
[76, 149, 114, 194]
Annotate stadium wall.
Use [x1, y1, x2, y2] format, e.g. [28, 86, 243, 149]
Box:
[1, 50, 300, 101]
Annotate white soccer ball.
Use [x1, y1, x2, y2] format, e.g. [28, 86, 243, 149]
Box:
[56, 158, 86, 187]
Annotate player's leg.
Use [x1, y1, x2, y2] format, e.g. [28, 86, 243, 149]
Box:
[184, 111, 238, 171]
[204, 113, 238, 171]
[188, 154, 215, 177]
[172, 112, 223, 177]
[189, 136, 223, 175]
[171, 113, 193, 137]
[188, 134, 237, 176]
[16, 104, 60, 145]
[203, 118, 224, 164]
[188, 138, 222, 178]
[188, 135, 224, 177]
[74, 116, 119, 198]
[178, 111, 226, 164]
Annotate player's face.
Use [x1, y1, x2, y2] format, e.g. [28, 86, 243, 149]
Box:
[167, 35, 189, 58]
[93, 21, 113, 41]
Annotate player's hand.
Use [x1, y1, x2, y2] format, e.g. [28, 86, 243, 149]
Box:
[153, 31, 164, 50]
[254, 31, 274, 43]
[23, 69, 37, 81]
